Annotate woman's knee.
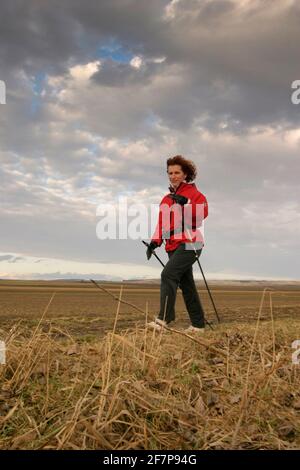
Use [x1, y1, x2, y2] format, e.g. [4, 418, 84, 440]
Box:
[161, 268, 178, 283]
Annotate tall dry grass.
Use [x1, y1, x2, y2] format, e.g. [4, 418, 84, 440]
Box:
[0, 287, 299, 450]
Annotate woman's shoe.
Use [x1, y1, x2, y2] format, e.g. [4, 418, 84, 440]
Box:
[147, 318, 168, 330]
[185, 325, 205, 334]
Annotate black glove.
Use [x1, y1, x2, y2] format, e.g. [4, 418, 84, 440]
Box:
[146, 241, 158, 260]
[170, 194, 189, 206]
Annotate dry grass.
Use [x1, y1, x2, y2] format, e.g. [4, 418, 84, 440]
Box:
[0, 288, 299, 450]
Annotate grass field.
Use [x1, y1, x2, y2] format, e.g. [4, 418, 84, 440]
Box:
[0, 279, 299, 336]
[0, 280, 299, 449]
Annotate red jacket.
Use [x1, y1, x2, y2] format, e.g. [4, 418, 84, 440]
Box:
[151, 182, 208, 252]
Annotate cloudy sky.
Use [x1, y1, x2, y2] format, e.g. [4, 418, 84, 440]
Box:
[0, 0, 300, 281]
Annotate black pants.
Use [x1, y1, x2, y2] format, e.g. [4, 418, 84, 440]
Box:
[158, 243, 205, 327]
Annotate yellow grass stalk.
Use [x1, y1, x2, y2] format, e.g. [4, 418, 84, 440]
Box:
[9, 292, 56, 388]
[231, 287, 276, 447]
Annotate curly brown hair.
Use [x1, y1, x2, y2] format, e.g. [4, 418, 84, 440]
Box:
[166, 155, 197, 183]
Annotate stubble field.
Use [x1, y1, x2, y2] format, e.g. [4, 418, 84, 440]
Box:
[0, 279, 299, 336]
[0, 279, 299, 450]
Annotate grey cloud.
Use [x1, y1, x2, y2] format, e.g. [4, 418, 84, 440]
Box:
[0, 1, 79, 75]
[0, 0, 167, 74]
[0, 255, 14, 262]
[0, 255, 25, 263]
[0, 0, 299, 135]
[1, 0, 300, 161]
[91, 59, 166, 88]
[10, 256, 24, 263]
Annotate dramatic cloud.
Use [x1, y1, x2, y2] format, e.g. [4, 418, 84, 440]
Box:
[0, 0, 299, 280]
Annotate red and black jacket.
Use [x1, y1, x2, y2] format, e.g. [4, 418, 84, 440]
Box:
[151, 182, 208, 252]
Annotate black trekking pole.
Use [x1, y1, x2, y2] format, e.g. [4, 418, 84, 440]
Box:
[185, 230, 221, 324]
[142, 240, 214, 330]
[195, 254, 221, 324]
[141, 240, 165, 268]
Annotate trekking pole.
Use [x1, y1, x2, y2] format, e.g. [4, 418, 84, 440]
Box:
[141, 240, 165, 267]
[185, 229, 221, 324]
[142, 240, 214, 330]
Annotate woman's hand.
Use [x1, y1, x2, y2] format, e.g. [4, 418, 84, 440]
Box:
[146, 241, 158, 260]
[170, 194, 189, 206]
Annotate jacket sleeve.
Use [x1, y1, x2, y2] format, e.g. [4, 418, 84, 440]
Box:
[151, 201, 164, 246]
[151, 197, 168, 246]
[185, 191, 208, 229]
[197, 192, 208, 220]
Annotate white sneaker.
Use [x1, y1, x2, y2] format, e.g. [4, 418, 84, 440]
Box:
[185, 326, 205, 334]
[147, 319, 168, 331]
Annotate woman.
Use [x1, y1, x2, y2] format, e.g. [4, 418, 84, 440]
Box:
[146, 155, 208, 332]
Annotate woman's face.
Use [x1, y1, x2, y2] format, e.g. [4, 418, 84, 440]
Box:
[167, 164, 187, 189]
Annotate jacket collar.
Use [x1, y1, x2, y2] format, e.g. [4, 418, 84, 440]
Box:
[168, 181, 194, 194]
